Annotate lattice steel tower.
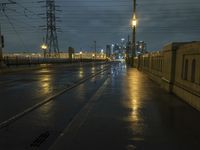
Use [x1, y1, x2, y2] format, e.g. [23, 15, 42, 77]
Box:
[45, 0, 59, 57]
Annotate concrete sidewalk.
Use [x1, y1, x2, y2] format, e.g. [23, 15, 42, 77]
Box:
[50, 67, 200, 150]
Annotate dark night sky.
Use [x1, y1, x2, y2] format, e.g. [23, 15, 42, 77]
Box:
[0, 0, 200, 53]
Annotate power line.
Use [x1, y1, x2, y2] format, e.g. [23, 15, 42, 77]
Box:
[2, 11, 26, 49]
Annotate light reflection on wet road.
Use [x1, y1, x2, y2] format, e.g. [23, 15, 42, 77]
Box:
[0, 61, 116, 150]
[50, 63, 200, 150]
[0, 62, 107, 123]
[0, 62, 200, 150]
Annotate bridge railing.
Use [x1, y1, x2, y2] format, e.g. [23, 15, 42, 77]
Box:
[134, 41, 200, 111]
[3, 56, 105, 66]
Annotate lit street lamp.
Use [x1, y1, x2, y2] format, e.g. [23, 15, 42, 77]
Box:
[94, 41, 97, 60]
[41, 43, 47, 58]
[131, 0, 137, 67]
[92, 53, 95, 59]
[79, 51, 83, 62]
[132, 17, 137, 27]
[101, 49, 104, 58]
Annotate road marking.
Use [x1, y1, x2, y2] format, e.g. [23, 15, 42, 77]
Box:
[0, 66, 110, 129]
[49, 77, 110, 150]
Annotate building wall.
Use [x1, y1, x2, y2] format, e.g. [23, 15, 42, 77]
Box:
[135, 41, 200, 111]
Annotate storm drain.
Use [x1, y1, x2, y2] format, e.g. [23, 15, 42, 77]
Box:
[30, 131, 50, 147]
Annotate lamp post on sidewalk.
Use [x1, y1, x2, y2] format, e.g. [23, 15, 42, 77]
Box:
[131, 0, 137, 67]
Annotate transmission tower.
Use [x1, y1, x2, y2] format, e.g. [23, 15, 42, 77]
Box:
[44, 0, 60, 57]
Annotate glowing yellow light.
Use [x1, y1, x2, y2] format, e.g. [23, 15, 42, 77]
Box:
[41, 44, 47, 50]
[80, 51, 82, 55]
[131, 14, 137, 27]
[132, 19, 137, 27]
[92, 53, 95, 57]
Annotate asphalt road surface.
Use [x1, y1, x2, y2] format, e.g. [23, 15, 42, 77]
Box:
[0, 62, 199, 150]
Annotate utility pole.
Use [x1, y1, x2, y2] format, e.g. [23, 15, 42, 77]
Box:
[131, 0, 137, 67]
[0, 24, 3, 65]
[94, 41, 96, 60]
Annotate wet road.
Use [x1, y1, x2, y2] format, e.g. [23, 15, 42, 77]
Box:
[0, 62, 108, 123]
[0, 62, 200, 150]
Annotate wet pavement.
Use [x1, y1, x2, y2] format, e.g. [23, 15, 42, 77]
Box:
[0, 62, 107, 123]
[50, 64, 200, 150]
[0, 62, 200, 150]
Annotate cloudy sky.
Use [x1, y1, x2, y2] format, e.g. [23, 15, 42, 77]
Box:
[0, 0, 200, 52]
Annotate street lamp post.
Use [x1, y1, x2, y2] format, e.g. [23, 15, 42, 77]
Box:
[94, 41, 96, 60]
[131, 0, 137, 67]
[101, 49, 104, 59]
[92, 53, 95, 59]
[79, 51, 82, 62]
[0, 24, 3, 66]
[41, 43, 47, 58]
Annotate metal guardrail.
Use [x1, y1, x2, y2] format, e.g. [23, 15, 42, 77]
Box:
[3, 56, 105, 66]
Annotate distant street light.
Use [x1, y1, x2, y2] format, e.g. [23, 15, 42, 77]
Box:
[92, 53, 95, 59]
[79, 51, 83, 61]
[41, 43, 47, 58]
[101, 49, 104, 58]
[94, 41, 97, 60]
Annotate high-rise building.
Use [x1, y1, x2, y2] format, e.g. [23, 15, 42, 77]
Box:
[106, 45, 111, 58]
[136, 41, 147, 55]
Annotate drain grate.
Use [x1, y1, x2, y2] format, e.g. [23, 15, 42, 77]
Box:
[30, 131, 50, 147]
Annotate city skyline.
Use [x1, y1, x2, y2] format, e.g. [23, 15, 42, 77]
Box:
[0, 0, 200, 52]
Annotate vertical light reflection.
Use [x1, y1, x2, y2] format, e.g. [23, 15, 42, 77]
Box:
[79, 67, 84, 78]
[91, 66, 95, 74]
[128, 77, 141, 123]
[38, 69, 52, 94]
[37, 69, 54, 118]
[126, 70, 146, 142]
[91, 67, 96, 82]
